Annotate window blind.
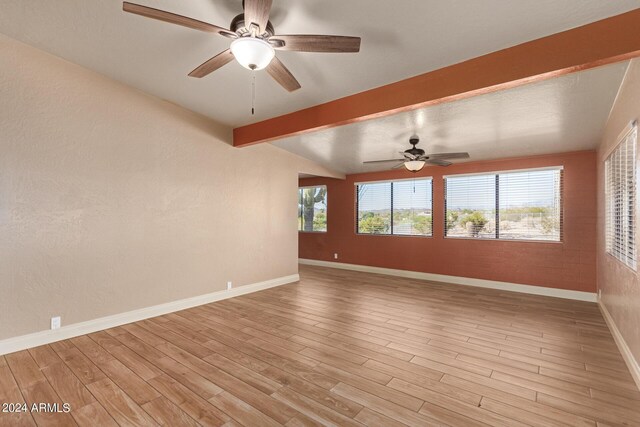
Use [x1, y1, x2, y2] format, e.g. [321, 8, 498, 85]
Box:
[298, 185, 327, 232]
[356, 182, 392, 234]
[356, 178, 432, 236]
[605, 124, 637, 270]
[499, 169, 563, 241]
[444, 174, 496, 239]
[445, 167, 563, 241]
[392, 179, 433, 236]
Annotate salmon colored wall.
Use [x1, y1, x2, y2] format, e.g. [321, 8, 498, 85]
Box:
[299, 151, 597, 292]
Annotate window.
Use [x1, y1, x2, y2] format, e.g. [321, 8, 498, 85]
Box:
[356, 178, 433, 236]
[445, 174, 497, 239]
[605, 123, 637, 270]
[357, 182, 391, 234]
[445, 167, 562, 241]
[298, 185, 327, 232]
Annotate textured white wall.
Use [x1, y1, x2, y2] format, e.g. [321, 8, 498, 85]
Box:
[0, 34, 339, 340]
[597, 59, 640, 365]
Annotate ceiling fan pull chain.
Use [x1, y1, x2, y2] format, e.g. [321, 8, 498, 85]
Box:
[251, 70, 256, 115]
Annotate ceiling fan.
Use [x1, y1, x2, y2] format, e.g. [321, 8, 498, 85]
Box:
[363, 137, 470, 172]
[122, 1, 361, 92]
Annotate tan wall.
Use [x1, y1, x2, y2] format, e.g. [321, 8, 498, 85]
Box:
[597, 59, 640, 365]
[0, 34, 338, 340]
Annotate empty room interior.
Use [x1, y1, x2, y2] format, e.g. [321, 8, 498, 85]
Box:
[2, 1, 640, 426]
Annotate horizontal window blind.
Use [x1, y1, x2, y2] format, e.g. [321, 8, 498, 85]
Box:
[499, 169, 563, 241]
[445, 167, 562, 241]
[298, 185, 327, 232]
[605, 124, 637, 270]
[357, 182, 391, 234]
[393, 180, 433, 236]
[445, 174, 497, 239]
[357, 178, 432, 236]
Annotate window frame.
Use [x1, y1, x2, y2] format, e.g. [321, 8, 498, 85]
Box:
[605, 122, 637, 270]
[298, 185, 328, 233]
[354, 177, 434, 238]
[443, 166, 564, 243]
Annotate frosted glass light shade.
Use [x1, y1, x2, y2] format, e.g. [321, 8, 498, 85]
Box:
[404, 160, 426, 172]
[230, 37, 275, 70]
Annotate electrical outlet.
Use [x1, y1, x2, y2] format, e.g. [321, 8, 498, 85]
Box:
[227, 281, 233, 290]
[334, 253, 338, 260]
[51, 316, 61, 330]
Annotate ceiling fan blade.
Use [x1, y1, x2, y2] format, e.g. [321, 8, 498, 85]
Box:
[188, 49, 235, 78]
[266, 57, 301, 92]
[270, 35, 361, 53]
[244, 0, 273, 34]
[427, 152, 470, 160]
[425, 159, 452, 167]
[363, 159, 405, 164]
[123, 2, 234, 36]
[392, 162, 406, 169]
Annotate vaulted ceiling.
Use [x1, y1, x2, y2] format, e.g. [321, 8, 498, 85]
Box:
[0, 0, 637, 128]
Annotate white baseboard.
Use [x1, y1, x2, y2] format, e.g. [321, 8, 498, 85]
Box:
[0, 274, 299, 356]
[598, 299, 640, 391]
[299, 259, 597, 302]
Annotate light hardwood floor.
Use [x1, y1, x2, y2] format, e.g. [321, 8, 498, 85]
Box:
[1, 265, 639, 426]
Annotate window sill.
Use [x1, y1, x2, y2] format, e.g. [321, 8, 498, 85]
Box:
[355, 233, 433, 238]
[444, 236, 562, 244]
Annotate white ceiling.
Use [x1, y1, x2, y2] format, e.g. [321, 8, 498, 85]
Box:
[273, 62, 630, 174]
[0, 0, 638, 127]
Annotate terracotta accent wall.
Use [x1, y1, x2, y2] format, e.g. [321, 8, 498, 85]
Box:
[597, 59, 640, 366]
[0, 34, 338, 341]
[300, 151, 597, 292]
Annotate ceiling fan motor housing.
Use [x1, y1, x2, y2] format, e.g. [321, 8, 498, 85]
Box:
[405, 137, 425, 157]
[230, 13, 275, 38]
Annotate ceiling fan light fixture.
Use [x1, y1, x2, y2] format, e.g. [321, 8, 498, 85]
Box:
[404, 160, 426, 173]
[230, 37, 275, 70]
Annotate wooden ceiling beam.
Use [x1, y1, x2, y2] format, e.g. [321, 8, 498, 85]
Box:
[233, 8, 640, 147]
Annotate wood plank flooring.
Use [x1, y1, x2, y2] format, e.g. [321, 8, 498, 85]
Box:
[1, 264, 639, 426]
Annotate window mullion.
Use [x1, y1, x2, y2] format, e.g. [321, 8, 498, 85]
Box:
[355, 185, 360, 234]
[390, 182, 394, 235]
[495, 174, 500, 239]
